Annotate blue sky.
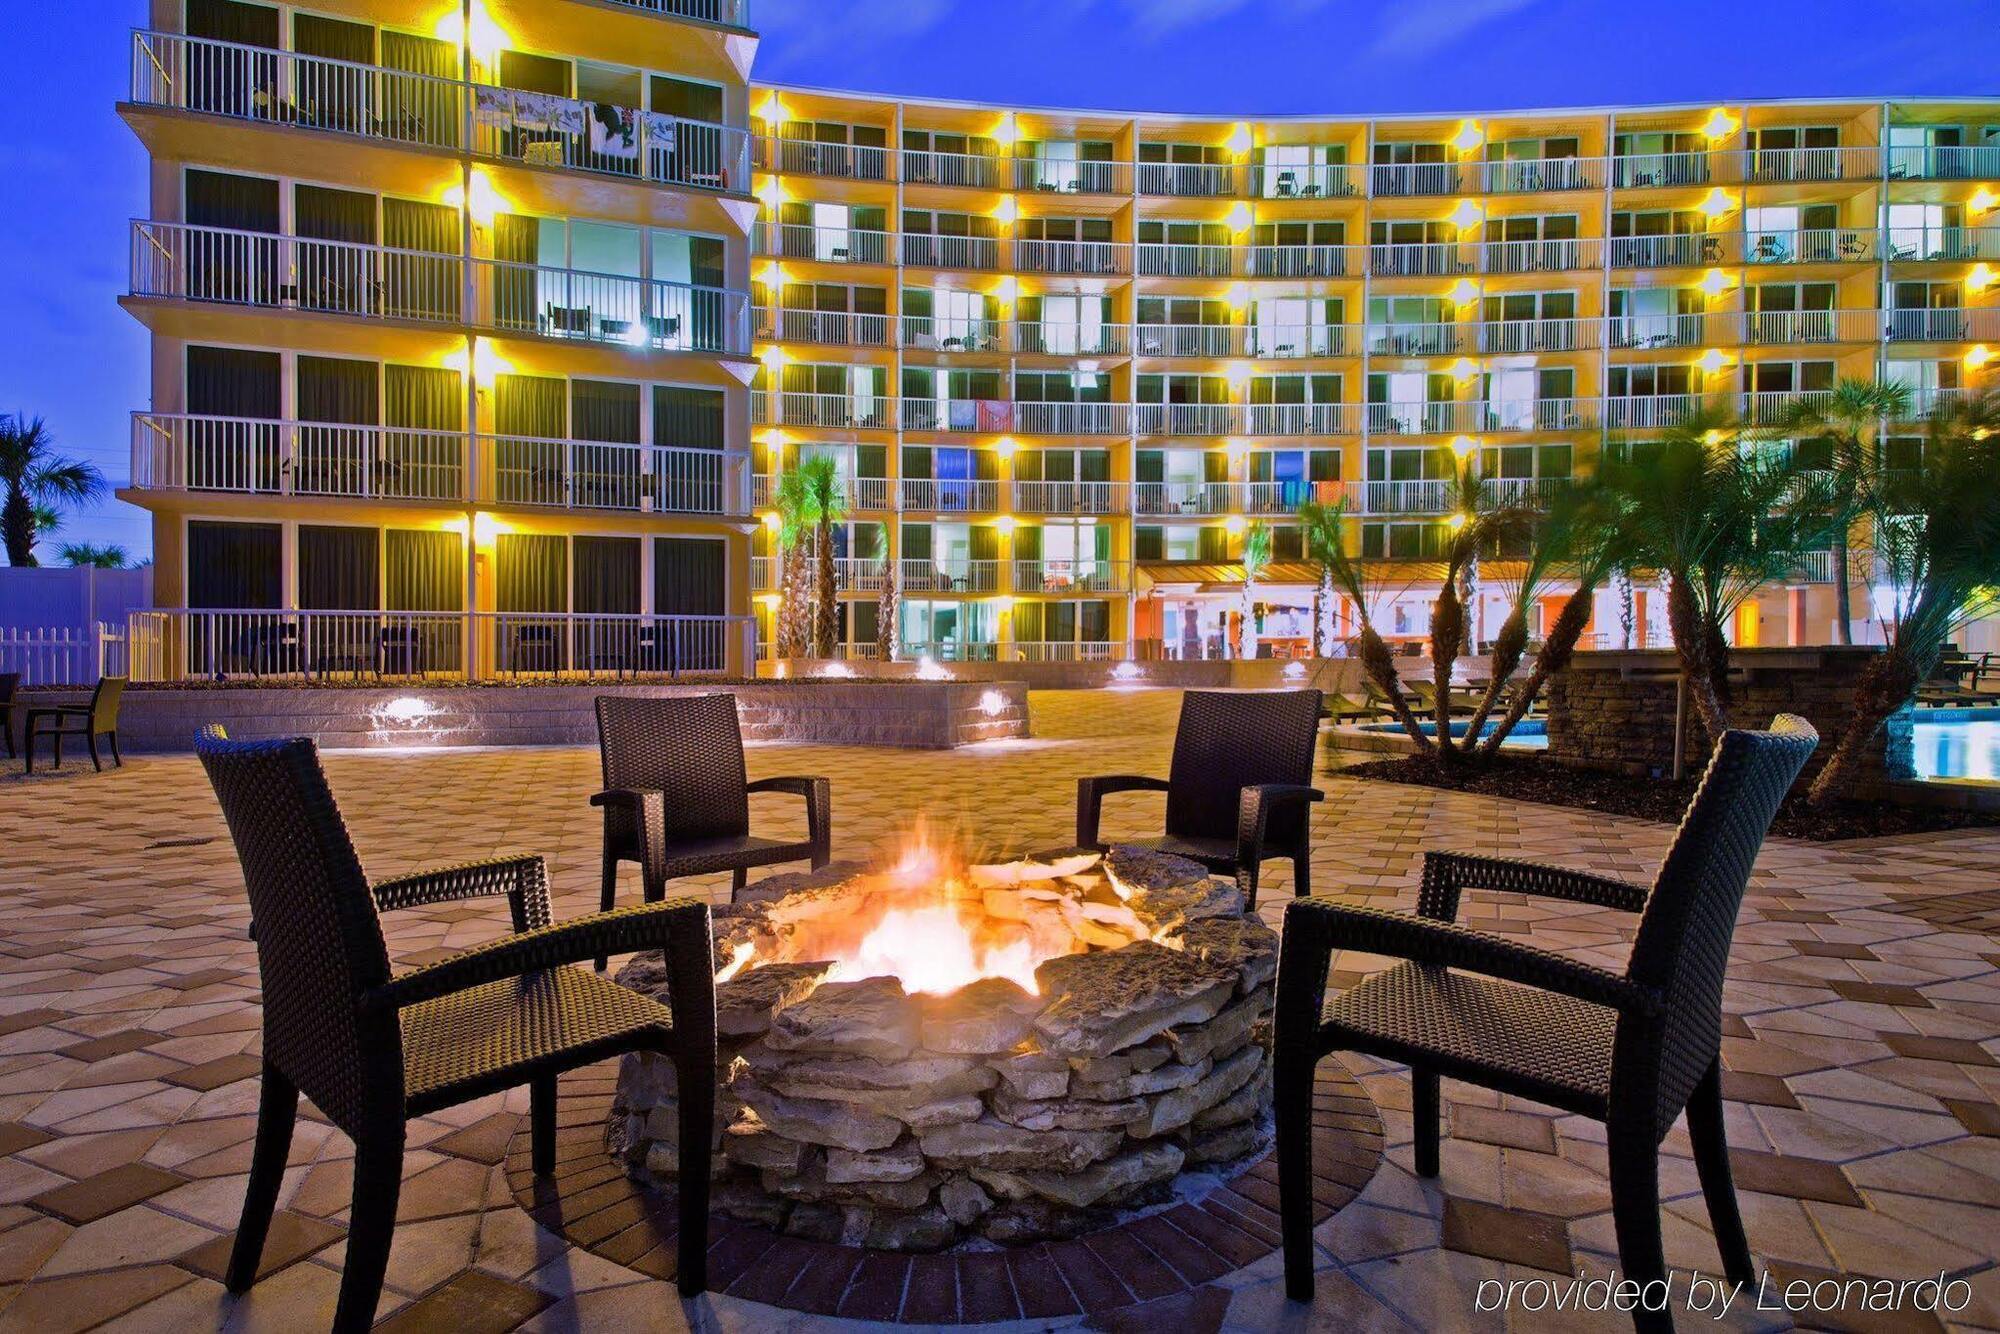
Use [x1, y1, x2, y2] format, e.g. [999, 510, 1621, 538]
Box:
[2, 0, 1992, 559]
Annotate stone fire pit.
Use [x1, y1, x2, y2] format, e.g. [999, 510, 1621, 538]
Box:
[608, 845, 1278, 1251]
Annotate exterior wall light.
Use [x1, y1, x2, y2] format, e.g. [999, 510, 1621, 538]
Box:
[1700, 108, 1739, 140]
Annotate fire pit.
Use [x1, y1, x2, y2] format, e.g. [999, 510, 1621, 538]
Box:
[609, 838, 1278, 1251]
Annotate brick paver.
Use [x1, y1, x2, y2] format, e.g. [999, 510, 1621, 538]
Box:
[4, 688, 2000, 1329]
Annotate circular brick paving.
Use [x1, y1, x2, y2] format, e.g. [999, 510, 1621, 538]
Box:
[505, 1058, 1383, 1324]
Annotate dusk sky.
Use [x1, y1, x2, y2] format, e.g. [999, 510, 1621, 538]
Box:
[1, 0, 1991, 559]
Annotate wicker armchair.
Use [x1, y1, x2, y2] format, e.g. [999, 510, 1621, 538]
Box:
[195, 727, 718, 1332]
[0, 672, 17, 759]
[23, 675, 125, 773]
[1275, 715, 1818, 1332]
[592, 693, 831, 932]
[1076, 688, 1324, 909]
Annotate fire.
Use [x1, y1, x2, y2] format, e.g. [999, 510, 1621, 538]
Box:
[821, 903, 1045, 995]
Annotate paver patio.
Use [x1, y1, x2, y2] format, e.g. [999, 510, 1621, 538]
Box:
[4, 688, 2000, 1331]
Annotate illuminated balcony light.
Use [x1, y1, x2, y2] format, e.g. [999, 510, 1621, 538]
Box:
[1698, 267, 1736, 299]
[471, 511, 505, 546]
[1224, 362, 1253, 390]
[442, 172, 503, 226]
[755, 94, 789, 125]
[755, 177, 784, 209]
[995, 437, 1018, 458]
[1697, 348, 1733, 375]
[1703, 428, 1727, 446]
[1225, 282, 1250, 311]
[1448, 358, 1478, 384]
[757, 592, 784, 608]
[1447, 199, 1484, 232]
[1224, 516, 1246, 536]
[762, 512, 781, 531]
[994, 196, 1019, 224]
[1967, 345, 1995, 371]
[1449, 121, 1485, 154]
[1447, 279, 1479, 306]
[1224, 203, 1253, 233]
[759, 346, 789, 369]
[1700, 108, 1739, 140]
[1450, 434, 1478, 459]
[1698, 188, 1737, 220]
[1970, 264, 1997, 293]
[992, 276, 1018, 303]
[435, 4, 506, 63]
[995, 515, 1017, 534]
[991, 113, 1018, 147]
[1973, 188, 1999, 216]
[1224, 123, 1254, 157]
[1447, 512, 1468, 531]
[756, 261, 785, 288]
[1225, 437, 1249, 460]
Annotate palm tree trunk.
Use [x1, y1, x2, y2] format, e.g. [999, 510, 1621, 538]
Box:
[1805, 649, 1917, 805]
[1360, 627, 1432, 753]
[1479, 587, 1593, 757]
[1831, 533, 1854, 645]
[1461, 609, 1527, 755]
[875, 562, 899, 662]
[1429, 581, 1465, 765]
[778, 546, 811, 659]
[813, 521, 838, 658]
[1667, 574, 1731, 739]
[1240, 580, 1258, 660]
[2, 489, 37, 567]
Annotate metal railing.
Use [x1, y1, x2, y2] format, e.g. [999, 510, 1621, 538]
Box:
[1480, 237, 1601, 273]
[1608, 313, 1707, 349]
[1135, 242, 1236, 278]
[901, 233, 1000, 270]
[1364, 479, 1451, 513]
[1016, 160, 1130, 194]
[1608, 233, 1731, 268]
[1012, 402, 1129, 435]
[900, 148, 1006, 189]
[901, 316, 1005, 352]
[1010, 640, 1119, 662]
[1885, 225, 2000, 262]
[1369, 242, 1471, 277]
[1742, 228, 1877, 264]
[774, 139, 888, 180]
[761, 308, 891, 346]
[1369, 162, 1463, 196]
[1245, 244, 1354, 278]
[754, 222, 893, 264]
[1014, 322, 1126, 356]
[1368, 401, 1473, 434]
[1478, 317, 1597, 353]
[899, 559, 1000, 593]
[131, 220, 462, 322]
[1242, 479, 1345, 514]
[1740, 309, 1882, 344]
[471, 257, 746, 352]
[776, 392, 892, 429]
[1134, 481, 1235, 515]
[1479, 477, 1571, 507]
[1246, 403, 1355, 435]
[1244, 324, 1353, 358]
[897, 478, 1004, 512]
[1015, 239, 1126, 275]
[1480, 399, 1591, 431]
[1740, 389, 1835, 425]
[1012, 560, 1127, 593]
[1887, 307, 1996, 342]
[1135, 403, 1243, 436]
[1138, 161, 1235, 197]
[471, 87, 748, 193]
[602, 0, 750, 23]
[1610, 152, 1720, 188]
[1887, 145, 2000, 181]
[485, 434, 745, 514]
[1480, 156, 1602, 193]
[1745, 145, 1881, 182]
[1602, 394, 1707, 429]
[1251, 164, 1360, 198]
[132, 413, 465, 501]
[1011, 480, 1126, 514]
[1133, 324, 1243, 358]
[1365, 322, 1461, 356]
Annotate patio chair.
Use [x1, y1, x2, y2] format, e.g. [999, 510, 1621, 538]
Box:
[194, 726, 718, 1331]
[592, 694, 831, 955]
[1274, 715, 1819, 1333]
[0, 672, 16, 759]
[1076, 688, 1325, 908]
[1321, 690, 1389, 724]
[23, 676, 126, 774]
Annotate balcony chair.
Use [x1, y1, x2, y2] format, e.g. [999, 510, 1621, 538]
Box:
[0, 672, 17, 759]
[23, 676, 126, 774]
[591, 694, 831, 961]
[1076, 688, 1324, 909]
[1274, 715, 1818, 1334]
[194, 726, 717, 1332]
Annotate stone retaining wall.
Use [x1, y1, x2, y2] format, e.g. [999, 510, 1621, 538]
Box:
[1545, 647, 1912, 789]
[16, 680, 1029, 752]
[759, 657, 1369, 692]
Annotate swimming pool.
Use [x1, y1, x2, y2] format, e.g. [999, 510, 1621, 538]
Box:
[1359, 719, 1548, 750]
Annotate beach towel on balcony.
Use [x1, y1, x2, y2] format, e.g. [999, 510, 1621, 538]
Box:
[948, 399, 978, 432]
[590, 103, 638, 161]
[474, 85, 514, 128]
[643, 113, 678, 156]
[976, 400, 1014, 433]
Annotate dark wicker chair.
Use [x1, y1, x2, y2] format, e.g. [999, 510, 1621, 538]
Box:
[23, 675, 125, 773]
[0, 672, 17, 759]
[195, 726, 718, 1332]
[592, 693, 831, 943]
[1274, 715, 1818, 1333]
[1076, 688, 1324, 909]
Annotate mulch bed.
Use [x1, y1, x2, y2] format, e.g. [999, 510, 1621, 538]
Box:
[1338, 752, 2000, 842]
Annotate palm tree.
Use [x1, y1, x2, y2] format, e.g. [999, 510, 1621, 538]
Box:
[1780, 378, 1914, 645]
[875, 538, 899, 663]
[1809, 391, 2000, 803]
[1308, 495, 1432, 750]
[1600, 408, 1840, 740]
[2, 416, 104, 567]
[1237, 519, 1272, 659]
[1298, 499, 1345, 657]
[771, 469, 816, 659]
[791, 455, 850, 658]
[59, 542, 129, 569]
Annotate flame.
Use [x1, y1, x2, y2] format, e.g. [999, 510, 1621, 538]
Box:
[822, 903, 1045, 996]
[714, 940, 756, 984]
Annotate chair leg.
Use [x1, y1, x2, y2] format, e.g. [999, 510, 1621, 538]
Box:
[730, 867, 748, 903]
[224, 1061, 298, 1293]
[332, 1133, 405, 1334]
[1275, 1042, 1317, 1302]
[108, 731, 122, 767]
[1292, 849, 1311, 900]
[595, 851, 619, 972]
[1236, 861, 1261, 913]
[530, 1074, 557, 1176]
[674, 1051, 713, 1296]
[1687, 1058, 1754, 1286]
[1608, 1127, 1672, 1334]
[1412, 1067, 1441, 1178]
[87, 731, 102, 772]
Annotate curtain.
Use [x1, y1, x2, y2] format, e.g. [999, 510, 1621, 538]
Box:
[571, 380, 641, 442]
[298, 525, 380, 610]
[294, 185, 375, 243]
[1014, 526, 1042, 560]
[1080, 600, 1110, 642]
[496, 375, 565, 436]
[185, 0, 279, 120]
[384, 365, 461, 429]
[381, 198, 460, 320]
[495, 375, 566, 504]
[384, 366, 463, 498]
[574, 536, 641, 614]
[1014, 602, 1044, 642]
[188, 0, 279, 43]
[291, 13, 372, 133]
[184, 171, 280, 304]
[653, 386, 724, 450]
[294, 185, 378, 317]
[187, 346, 281, 491]
[654, 538, 725, 614]
[386, 530, 463, 610]
[970, 526, 999, 563]
[496, 533, 566, 612]
[188, 521, 281, 607]
[378, 31, 458, 149]
[500, 50, 569, 94]
[650, 76, 721, 122]
[185, 170, 280, 231]
[293, 13, 371, 61]
[493, 214, 540, 332]
[296, 357, 379, 496]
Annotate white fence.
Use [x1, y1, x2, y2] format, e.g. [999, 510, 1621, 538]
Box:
[0, 625, 126, 687]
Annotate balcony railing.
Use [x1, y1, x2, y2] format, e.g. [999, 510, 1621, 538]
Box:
[1365, 322, 1461, 356]
[1741, 389, 1834, 424]
[471, 87, 748, 193]
[1885, 226, 2000, 262]
[1246, 403, 1354, 435]
[1368, 401, 1472, 434]
[1743, 228, 1877, 265]
[1134, 324, 1242, 358]
[1364, 480, 1451, 514]
[1479, 477, 1571, 507]
[1242, 479, 1345, 514]
[1745, 146, 1880, 182]
[131, 31, 463, 150]
[1479, 156, 1602, 193]
[1016, 160, 1131, 194]
[1602, 394, 1706, 429]
[1244, 244, 1354, 279]
[900, 149, 1006, 189]
[1610, 152, 1720, 188]
[1479, 399, 1592, 431]
[131, 413, 465, 501]
[603, 0, 750, 22]
[759, 307, 891, 346]
[1010, 640, 1119, 662]
[1016, 239, 1127, 276]
[1887, 144, 2000, 181]
[1012, 402, 1129, 435]
[1134, 481, 1234, 516]
[777, 392, 891, 429]
[125, 608, 751, 682]
[1251, 164, 1360, 198]
[754, 222, 893, 264]
[1138, 162, 1235, 197]
[1478, 317, 1597, 353]
[752, 556, 884, 592]
[1015, 322, 1126, 356]
[901, 317, 1005, 352]
[900, 559, 1000, 593]
[1608, 233, 1731, 268]
[1739, 309, 1882, 344]
[1135, 243, 1235, 278]
[486, 435, 745, 513]
[1369, 162, 1462, 196]
[1013, 560, 1127, 593]
[1135, 403, 1242, 436]
[902, 234, 1000, 270]
[774, 139, 888, 180]
[1011, 480, 1126, 515]
[1369, 242, 1471, 277]
[897, 478, 1003, 513]
[131, 220, 463, 322]
[1886, 307, 1991, 342]
[1244, 325, 1353, 358]
[1608, 313, 1706, 349]
[1479, 237, 1601, 274]
[471, 257, 747, 352]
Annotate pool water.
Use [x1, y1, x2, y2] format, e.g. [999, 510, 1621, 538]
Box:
[1360, 719, 1548, 750]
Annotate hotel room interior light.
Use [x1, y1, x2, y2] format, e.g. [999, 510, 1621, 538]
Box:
[1450, 121, 1485, 154]
[1700, 108, 1739, 140]
[1698, 267, 1736, 299]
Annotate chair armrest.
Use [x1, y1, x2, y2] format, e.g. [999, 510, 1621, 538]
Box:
[1286, 898, 1660, 1017]
[1418, 851, 1648, 922]
[366, 897, 712, 1013]
[746, 776, 831, 861]
[1236, 784, 1324, 873]
[372, 854, 553, 931]
[1075, 775, 1171, 850]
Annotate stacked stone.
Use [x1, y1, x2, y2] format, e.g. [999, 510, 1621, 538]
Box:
[609, 849, 1279, 1251]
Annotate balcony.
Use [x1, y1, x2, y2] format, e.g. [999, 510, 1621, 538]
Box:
[1479, 237, 1601, 274]
[1887, 144, 2000, 180]
[1365, 322, 1461, 356]
[1886, 307, 1991, 342]
[1479, 477, 1572, 507]
[1479, 156, 1603, 193]
[1610, 152, 1720, 188]
[754, 556, 887, 592]
[1367, 401, 1472, 435]
[486, 435, 745, 514]
[1740, 389, 1834, 425]
[776, 392, 891, 429]
[1244, 244, 1355, 279]
[1369, 162, 1462, 196]
[1134, 403, 1242, 436]
[899, 398, 1007, 433]
[1608, 234, 1730, 268]
[602, 0, 751, 24]
[471, 258, 749, 353]
[1012, 402, 1129, 435]
[1011, 481, 1126, 515]
[773, 138, 888, 180]
[1133, 324, 1243, 358]
[1369, 242, 1470, 277]
[900, 149, 1006, 189]
[1364, 480, 1451, 514]
[1010, 640, 1119, 662]
[131, 413, 465, 501]
[1478, 317, 1596, 354]
[901, 317, 1005, 353]
[901, 233, 1000, 270]
[1138, 162, 1235, 197]
[897, 479, 1003, 513]
[1743, 228, 1877, 265]
[1135, 243, 1235, 278]
[1242, 479, 1346, 515]
[131, 220, 462, 323]
[900, 558, 1000, 593]
[1251, 164, 1360, 198]
[1012, 560, 1128, 594]
[759, 307, 891, 347]
[1014, 323, 1126, 356]
[1745, 146, 1880, 182]
[1245, 403, 1356, 436]
[1740, 309, 1882, 345]
[470, 88, 748, 193]
[1602, 394, 1705, 430]
[751, 472, 772, 507]
[754, 222, 893, 265]
[1885, 226, 2000, 262]
[1134, 481, 1235, 516]
[1016, 160, 1131, 195]
[1608, 313, 1706, 350]
[1015, 239, 1127, 276]
[1244, 325, 1353, 358]
[1480, 399, 1592, 432]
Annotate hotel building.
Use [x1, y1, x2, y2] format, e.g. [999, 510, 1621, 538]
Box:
[116, 2, 2000, 673]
